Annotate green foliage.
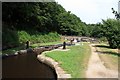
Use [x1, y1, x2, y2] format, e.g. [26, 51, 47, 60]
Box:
[18, 31, 60, 44]
[2, 2, 86, 36]
[99, 37, 108, 42]
[3, 2, 90, 49]
[2, 27, 60, 49]
[56, 12, 84, 35]
[2, 27, 19, 47]
[102, 19, 120, 48]
[18, 31, 31, 43]
[91, 23, 104, 38]
[84, 19, 120, 49]
[3, 2, 120, 50]
[90, 19, 120, 49]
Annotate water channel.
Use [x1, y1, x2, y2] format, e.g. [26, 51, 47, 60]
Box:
[2, 51, 57, 79]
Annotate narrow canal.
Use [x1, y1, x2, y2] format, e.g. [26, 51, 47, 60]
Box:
[2, 51, 57, 79]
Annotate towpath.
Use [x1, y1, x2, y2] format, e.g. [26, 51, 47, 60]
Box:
[86, 44, 118, 78]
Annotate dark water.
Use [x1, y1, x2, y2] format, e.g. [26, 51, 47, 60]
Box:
[2, 52, 57, 79]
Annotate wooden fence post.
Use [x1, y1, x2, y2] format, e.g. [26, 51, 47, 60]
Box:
[26, 41, 29, 49]
[63, 41, 66, 49]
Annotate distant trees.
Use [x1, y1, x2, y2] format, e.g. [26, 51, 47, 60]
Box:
[86, 19, 120, 49]
[97, 8, 120, 49]
[91, 23, 104, 38]
[56, 12, 84, 35]
[83, 7, 120, 49]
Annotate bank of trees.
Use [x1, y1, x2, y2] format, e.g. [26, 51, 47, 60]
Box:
[2, 2, 86, 35]
[2, 2, 87, 49]
[2, 2, 120, 49]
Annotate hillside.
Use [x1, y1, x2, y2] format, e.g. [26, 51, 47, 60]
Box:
[2, 2, 87, 49]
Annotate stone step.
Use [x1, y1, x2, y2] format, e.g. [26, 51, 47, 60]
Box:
[58, 74, 71, 78]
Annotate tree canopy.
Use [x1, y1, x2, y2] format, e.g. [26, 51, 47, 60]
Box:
[2, 2, 86, 36]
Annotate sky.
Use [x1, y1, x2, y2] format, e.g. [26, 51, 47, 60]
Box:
[55, 0, 118, 24]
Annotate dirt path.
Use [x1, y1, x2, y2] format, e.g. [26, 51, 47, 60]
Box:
[86, 44, 118, 78]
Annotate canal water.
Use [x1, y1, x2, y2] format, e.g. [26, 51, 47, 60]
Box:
[2, 52, 57, 79]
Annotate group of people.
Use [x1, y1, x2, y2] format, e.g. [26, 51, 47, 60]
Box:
[70, 38, 80, 44]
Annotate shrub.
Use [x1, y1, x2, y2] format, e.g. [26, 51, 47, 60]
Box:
[18, 31, 60, 44]
[2, 28, 19, 48]
[18, 31, 31, 43]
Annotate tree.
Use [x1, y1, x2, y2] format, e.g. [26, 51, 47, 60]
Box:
[111, 8, 120, 20]
[102, 19, 120, 49]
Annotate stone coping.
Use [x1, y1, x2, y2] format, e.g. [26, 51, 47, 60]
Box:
[37, 51, 71, 79]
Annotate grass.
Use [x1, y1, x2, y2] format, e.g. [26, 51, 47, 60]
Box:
[18, 31, 61, 43]
[95, 43, 118, 53]
[2, 46, 25, 55]
[30, 41, 62, 48]
[45, 42, 91, 78]
[95, 43, 119, 71]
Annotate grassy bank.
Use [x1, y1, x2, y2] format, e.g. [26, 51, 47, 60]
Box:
[18, 31, 61, 44]
[2, 29, 61, 54]
[3, 29, 61, 50]
[95, 43, 119, 71]
[45, 42, 91, 78]
[30, 41, 62, 48]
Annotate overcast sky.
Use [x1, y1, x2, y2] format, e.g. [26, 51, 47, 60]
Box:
[55, 0, 118, 24]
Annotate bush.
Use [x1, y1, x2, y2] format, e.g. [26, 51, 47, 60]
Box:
[3, 28, 61, 50]
[18, 31, 61, 44]
[2, 28, 19, 49]
[18, 31, 31, 43]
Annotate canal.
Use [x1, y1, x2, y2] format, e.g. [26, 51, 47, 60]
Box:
[2, 51, 57, 79]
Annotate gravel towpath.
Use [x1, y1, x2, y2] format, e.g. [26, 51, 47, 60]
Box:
[86, 44, 118, 78]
